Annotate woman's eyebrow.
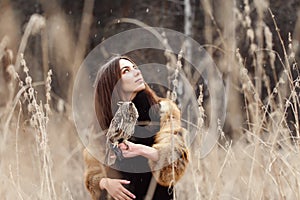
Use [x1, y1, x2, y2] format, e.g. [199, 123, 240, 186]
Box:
[120, 66, 132, 70]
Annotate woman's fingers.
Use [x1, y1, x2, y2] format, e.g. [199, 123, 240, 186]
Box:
[119, 142, 129, 150]
[118, 192, 133, 200]
[118, 142, 141, 158]
[114, 180, 135, 200]
[105, 179, 135, 200]
[119, 179, 130, 184]
[122, 187, 136, 199]
[119, 180, 135, 199]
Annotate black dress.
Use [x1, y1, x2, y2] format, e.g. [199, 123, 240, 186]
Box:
[101, 91, 173, 200]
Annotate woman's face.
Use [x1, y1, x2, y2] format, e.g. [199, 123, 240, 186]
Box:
[119, 58, 145, 100]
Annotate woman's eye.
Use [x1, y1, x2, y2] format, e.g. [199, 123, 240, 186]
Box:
[122, 69, 130, 74]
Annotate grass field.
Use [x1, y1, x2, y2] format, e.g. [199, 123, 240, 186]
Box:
[0, 1, 300, 199]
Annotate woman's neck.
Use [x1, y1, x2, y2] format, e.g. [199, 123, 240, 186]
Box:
[120, 92, 137, 101]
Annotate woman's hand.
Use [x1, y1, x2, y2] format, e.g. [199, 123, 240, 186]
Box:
[118, 141, 140, 158]
[119, 141, 159, 161]
[100, 178, 136, 200]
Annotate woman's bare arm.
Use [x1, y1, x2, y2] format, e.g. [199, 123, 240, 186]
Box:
[119, 141, 159, 161]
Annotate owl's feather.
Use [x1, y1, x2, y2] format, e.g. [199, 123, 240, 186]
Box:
[105, 101, 139, 165]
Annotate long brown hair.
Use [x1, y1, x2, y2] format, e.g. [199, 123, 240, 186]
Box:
[94, 55, 160, 130]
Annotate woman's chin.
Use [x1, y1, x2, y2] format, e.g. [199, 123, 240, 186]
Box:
[135, 83, 146, 92]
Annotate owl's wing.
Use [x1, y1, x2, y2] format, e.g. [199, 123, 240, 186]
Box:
[122, 118, 137, 140]
[117, 118, 124, 132]
[106, 115, 125, 142]
[105, 138, 116, 166]
[106, 123, 115, 141]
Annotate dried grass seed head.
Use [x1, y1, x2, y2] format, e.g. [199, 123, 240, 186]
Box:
[25, 76, 32, 85]
[246, 29, 254, 42]
[6, 64, 19, 80]
[27, 103, 34, 112]
[30, 14, 46, 35]
[20, 54, 29, 74]
[264, 26, 273, 50]
[44, 103, 51, 114]
[28, 87, 35, 100]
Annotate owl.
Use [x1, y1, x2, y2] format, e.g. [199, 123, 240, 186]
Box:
[105, 101, 139, 165]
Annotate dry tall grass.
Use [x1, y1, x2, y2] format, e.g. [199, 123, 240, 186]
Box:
[0, 0, 300, 200]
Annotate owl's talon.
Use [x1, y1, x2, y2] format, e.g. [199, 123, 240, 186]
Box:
[112, 141, 118, 148]
[109, 143, 124, 161]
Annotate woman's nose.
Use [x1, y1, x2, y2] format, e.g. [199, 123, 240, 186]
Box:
[134, 68, 141, 76]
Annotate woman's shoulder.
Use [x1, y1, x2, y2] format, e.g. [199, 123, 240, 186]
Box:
[158, 98, 181, 115]
[157, 98, 182, 130]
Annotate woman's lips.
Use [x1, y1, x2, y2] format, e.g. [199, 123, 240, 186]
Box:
[135, 78, 144, 83]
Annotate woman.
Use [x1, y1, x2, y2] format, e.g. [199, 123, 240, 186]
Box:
[83, 55, 189, 200]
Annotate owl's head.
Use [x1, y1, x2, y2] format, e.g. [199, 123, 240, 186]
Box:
[117, 101, 139, 122]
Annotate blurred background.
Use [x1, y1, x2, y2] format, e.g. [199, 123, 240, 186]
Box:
[0, 0, 300, 199]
